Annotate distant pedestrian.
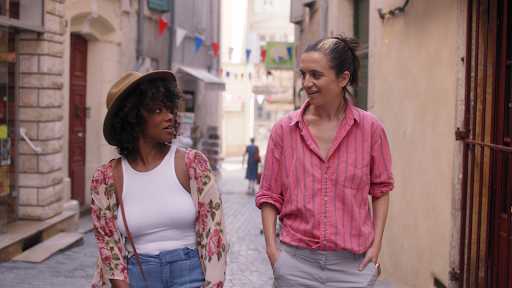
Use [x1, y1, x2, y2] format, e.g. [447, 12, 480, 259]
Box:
[242, 137, 259, 192]
[256, 36, 394, 287]
[90, 71, 226, 288]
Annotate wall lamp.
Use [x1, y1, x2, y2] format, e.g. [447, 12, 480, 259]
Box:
[377, 0, 410, 19]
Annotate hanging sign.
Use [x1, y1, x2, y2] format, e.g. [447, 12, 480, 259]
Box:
[265, 42, 294, 70]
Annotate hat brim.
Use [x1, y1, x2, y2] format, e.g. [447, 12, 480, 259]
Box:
[103, 70, 177, 146]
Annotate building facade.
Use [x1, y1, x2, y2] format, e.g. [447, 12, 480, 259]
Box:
[221, 0, 294, 157]
[0, 0, 223, 262]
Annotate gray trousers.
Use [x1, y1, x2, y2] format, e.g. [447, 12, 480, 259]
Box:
[272, 242, 379, 288]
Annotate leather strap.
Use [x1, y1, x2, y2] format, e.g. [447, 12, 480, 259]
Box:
[113, 158, 150, 288]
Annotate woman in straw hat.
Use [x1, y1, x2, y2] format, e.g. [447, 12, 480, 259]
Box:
[90, 71, 226, 288]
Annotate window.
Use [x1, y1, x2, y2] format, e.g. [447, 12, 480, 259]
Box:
[194, 0, 205, 34]
[0, 0, 44, 32]
[183, 91, 195, 113]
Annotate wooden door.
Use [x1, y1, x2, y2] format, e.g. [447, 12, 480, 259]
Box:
[69, 34, 87, 205]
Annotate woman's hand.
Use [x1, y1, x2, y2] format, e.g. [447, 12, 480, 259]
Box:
[267, 248, 281, 268]
[358, 243, 380, 271]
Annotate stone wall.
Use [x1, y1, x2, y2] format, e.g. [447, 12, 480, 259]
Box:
[17, 0, 66, 220]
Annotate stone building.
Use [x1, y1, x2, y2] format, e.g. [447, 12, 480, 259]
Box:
[291, 0, 511, 287]
[0, 0, 223, 263]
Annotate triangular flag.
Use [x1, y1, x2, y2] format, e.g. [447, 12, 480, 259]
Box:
[211, 42, 219, 58]
[220, 68, 223, 76]
[228, 47, 234, 59]
[261, 49, 267, 63]
[226, 71, 230, 78]
[194, 34, 204, 53]
[246, 49, 251, 62]
[248, 73, 252, 80]
[241, 73, 244, 80]
[273, 48, 280, 63]
[158, 18, 168, 37]
[286, 46, 292, 60]
[175, 27, 187, 47]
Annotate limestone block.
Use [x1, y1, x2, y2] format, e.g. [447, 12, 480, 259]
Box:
[39, 33, 65, 43]
[19, 188, 38, 205]
[38, 183, 63, 206]
[46, 0, 65, 17]
[45, 14, 64, 35]
[20, 40, 47, 54]
[20, 74, 63, 89]
[19, 122, 38, 139]
[18, 199, 64, 220]
[20, 55, 38, 73]
[19, 170, 63, 187]
[19, 88, 38, 106]
[47, 41, 65, 57]
[19, 32, 38, 40]
[19, 107, 63, 121]
[20, 40, 64, 57]
[39, 89, 63, 107]
[19, 155, 37, 173]
[38, 152, 63, 173]
[38, 121, 64, 140]
[39, 55, 64, 74]
[20, 139, 63, 154]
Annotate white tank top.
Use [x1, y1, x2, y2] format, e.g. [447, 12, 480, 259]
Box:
[117, 145, 197, 255]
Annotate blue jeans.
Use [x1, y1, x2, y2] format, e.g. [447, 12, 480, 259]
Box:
[127, 247, 205, 288]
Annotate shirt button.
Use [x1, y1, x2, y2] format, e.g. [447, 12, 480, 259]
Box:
[323, 241, 327, 244]
[324, 174, 328, 178]
[324, 218, 327, 222]
[324, 197, 328, 200]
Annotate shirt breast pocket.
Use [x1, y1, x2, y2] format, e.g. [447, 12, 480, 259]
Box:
[338, 153, 370, 191]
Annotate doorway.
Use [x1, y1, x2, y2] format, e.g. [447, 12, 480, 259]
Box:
[69, 34, 87, 206]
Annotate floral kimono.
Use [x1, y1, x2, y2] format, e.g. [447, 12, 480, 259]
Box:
[91, 148, 227, 288]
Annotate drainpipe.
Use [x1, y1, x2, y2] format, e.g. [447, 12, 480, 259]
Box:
[321, 0, 327, 38]
[167, 0, 174, 70]
[133, 0, 144, 71]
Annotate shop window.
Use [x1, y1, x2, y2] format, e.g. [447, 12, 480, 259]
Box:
[0, 0, 44, 32]
[183, 91, 195, 113]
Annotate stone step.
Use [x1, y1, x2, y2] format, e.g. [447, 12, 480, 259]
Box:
[11, 232, 83, 263]
[0, 210, 78, 264]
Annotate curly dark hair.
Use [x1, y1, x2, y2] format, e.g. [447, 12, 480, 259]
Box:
[111, 78, 185, 156]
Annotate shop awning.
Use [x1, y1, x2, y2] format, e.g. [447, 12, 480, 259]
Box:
[265, 89, 295, 111]
[175, 66, 225, 87]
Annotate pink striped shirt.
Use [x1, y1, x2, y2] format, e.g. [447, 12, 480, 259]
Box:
[255, 99, 394, 253]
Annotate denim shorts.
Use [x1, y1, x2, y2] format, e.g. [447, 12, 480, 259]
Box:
[127, 247, 205, 288]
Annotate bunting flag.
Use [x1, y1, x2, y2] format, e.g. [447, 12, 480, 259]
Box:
[246, 49, 251, 63]
[248, 73, 252, 80]
[175, 27, 187, 47]
[273, 48, 280, 63]
[220, 68, 223, 76]
[194, 34, 204, 53]
[211, 42, 219, 58]
[226, 71, 230, 78]
[228, 47, 234, 59]
[261, 49, 267, 63]
[241, 73, 244, 80]
[286, 46, 293, 60]
[158, 17, 168, 37]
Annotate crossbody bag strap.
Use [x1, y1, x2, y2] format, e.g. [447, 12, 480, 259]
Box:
[113, 158, 150, 288]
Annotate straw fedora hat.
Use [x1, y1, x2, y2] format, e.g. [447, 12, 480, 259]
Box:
[103, 70, 177, 146]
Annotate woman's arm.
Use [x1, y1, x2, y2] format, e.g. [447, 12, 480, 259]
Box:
[261, 202, 280, 268]
[110, 279, 131, 288]
[358, 193, 389, 271]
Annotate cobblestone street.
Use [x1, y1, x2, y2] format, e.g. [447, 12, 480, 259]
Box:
[0, 157, 394, 287]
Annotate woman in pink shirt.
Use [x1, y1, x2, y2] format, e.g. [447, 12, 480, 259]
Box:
[256, 36, 394, 287]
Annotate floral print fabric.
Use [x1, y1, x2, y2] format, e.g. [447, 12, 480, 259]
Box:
[91, 148, 226, 288]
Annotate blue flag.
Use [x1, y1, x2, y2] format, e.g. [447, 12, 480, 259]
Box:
[195, 35, 204, 53]
[246, 49, 251, 62]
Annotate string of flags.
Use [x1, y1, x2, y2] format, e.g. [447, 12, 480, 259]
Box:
[158, 17, 220, 58]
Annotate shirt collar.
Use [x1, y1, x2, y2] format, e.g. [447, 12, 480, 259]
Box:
[289, 98, 361, 126]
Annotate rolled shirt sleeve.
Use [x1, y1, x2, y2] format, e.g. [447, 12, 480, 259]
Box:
[369, 124, 394, 197]
[255, 124, 285, 213]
